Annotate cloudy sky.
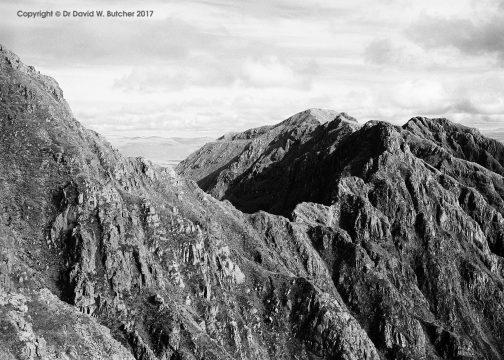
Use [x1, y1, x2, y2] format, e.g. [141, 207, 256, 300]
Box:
[2, 0, 504, 140]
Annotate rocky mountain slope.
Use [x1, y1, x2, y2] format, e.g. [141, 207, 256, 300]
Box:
[0, 47, 383, 359]
[2, 44, 504, 360]
[179, 109, 504, 359]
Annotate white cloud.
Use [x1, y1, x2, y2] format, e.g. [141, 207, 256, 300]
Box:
[390, 79, 447, 111]
[406, 0, 504, 64]
[240, 57, 314, 88]
[114, 64, 236, 92]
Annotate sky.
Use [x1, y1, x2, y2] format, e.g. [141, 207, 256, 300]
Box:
[2, 0, 504, 140]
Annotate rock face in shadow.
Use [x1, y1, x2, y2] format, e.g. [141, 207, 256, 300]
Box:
[177, 109, 360, 215]
[0, 46, 382, 359]
[180, 107, 504, 358]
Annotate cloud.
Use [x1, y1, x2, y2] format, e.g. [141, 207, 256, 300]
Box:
[0, 16, 224, 66]
[114, 56, 317, 92]
[195, 0, 354, 20]
[240, 57, 315, 88]
[114, 65, 236, 92]
[3, 0, 503, 143]
[362, 38, 435, 68]
[390, 79, 447, 111]
[407, 12, 504, 63]
[0, 0, 356, 68]
[364, 39, 398, 65]
[363, 36, 487, 70]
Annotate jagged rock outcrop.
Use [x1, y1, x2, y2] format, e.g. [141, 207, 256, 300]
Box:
[0, 287, 135, 360]
[1, 46, 382, 359]
[180, 108, 504, 358]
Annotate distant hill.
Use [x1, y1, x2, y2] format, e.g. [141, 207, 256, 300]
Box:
[483, 128, 504, 143]
[108, 135, 213, 167]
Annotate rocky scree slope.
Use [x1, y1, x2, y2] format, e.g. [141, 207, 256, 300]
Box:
[179, 108, 504, 359]
[0, 47, 385, 359]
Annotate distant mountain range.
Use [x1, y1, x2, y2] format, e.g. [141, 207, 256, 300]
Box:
[487, 129, 504, 143]
[107, 135, 213, 167]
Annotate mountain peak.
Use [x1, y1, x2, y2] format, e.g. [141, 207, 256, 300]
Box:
[335, 111, 358, 123]
[1, 44, 39, 77]
[404, 115, 481, 137]
[278, 108, 348, 127]
[405, 115, 454, 128]
[1, 44, 67, 105]
[404, 116, 504, 176]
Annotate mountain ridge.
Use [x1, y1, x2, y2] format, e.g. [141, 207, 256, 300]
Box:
[178, 111, 504, 216]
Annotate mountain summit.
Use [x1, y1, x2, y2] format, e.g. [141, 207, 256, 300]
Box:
[177, 108, 361, 213]
[2, 45, 504, 360]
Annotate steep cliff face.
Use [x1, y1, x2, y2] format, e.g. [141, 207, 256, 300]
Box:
[0, 47, 384, 359]
[180, 108, 504, 358]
